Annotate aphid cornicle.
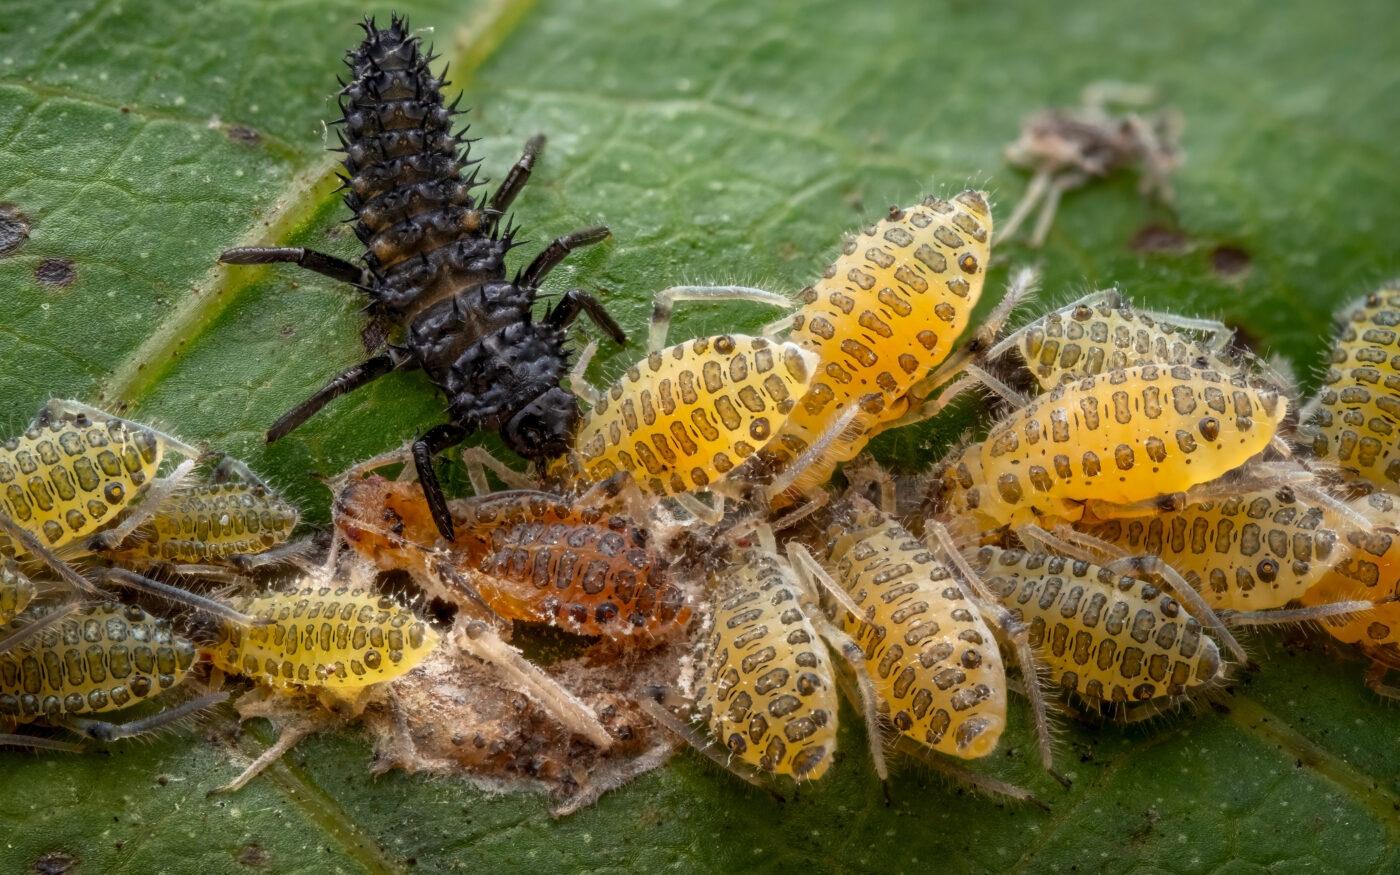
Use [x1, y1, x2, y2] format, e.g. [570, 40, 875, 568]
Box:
[1305, 285, 1400, 490]
[693, 549, 839, 779]
[207, 585, 440, 693]
[219, 15, 626, 542]
[935, 364, 1286, 536]
[974, 546, 1224, 716]
[336, 473, 688, 637]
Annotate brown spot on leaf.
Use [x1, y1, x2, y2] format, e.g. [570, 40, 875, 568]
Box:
[31, 851, 77, 875]
[1130, 223, 1190, 254]
[0, 203, 31, 257]
[35, 257, 75, 288]
[236, 844, 271, 868]
[1210, 245, 1251, 277]
[227, 125, 261, 146]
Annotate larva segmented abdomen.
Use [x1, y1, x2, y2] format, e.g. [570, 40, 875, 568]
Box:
[943, 364, 1284, 532]
[1081, 487, 1345, 610]
[106, 482, 299, 565]
[553, 334, 818, 495]
[765, 192, 992, 493]
[695, 550, 838, 779]
[0, 602, 197, 721]
[823, 501, 1006, 759]
[0, 414, 162, 551]
[476, 517, 688, 637]
[210, 586, 439, 692]
[976, 547, 1222, 708]
[1305, 286, 1400, 489]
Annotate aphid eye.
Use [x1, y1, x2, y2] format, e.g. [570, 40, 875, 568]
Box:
[959, 254, 979, 273]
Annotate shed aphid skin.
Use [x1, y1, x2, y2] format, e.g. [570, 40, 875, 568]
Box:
[219, 15, 626, 543]
[1303, 285, 1400, 491]
[0, 557, 35, 625]
[934, 364, 1286, 539]
[0, 601, 226, 750]
[686, 548, 840, 781]
[985, 288, 1242, 390]
[999, 83, 1183, 247]
[336, 470, 688, 638]
[548, 334, 820, 499]
[973, 546, 1224, 720]
[643, 192, 1001, 501]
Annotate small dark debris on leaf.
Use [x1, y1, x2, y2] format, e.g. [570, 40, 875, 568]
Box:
[35, 257, 75, 288]
[227, 125, 262, 146]
[1209, 701, 1232, 715]
[0, 203, 31, 257]
[1211, 245, 1251, 277]
[30, 851, 77, 875]
[1130, 223, 1191, 254]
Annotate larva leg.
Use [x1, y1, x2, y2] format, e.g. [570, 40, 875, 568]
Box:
[486, 134, 543, 222]
[891, 736, 1047, 810]
[648, 286, 790, 352]
[218, 246, 369, 286]
[518, 226, 612, 291]
[544, 288, 627, 345]
[267, 355, 395, 442]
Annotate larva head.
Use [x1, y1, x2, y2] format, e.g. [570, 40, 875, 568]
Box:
[503, 386, 580, 462]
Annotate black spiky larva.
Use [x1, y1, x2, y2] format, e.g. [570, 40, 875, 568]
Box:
[218, 14, 626, 542]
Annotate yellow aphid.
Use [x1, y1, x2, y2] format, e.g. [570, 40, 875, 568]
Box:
[1079, 485, 1346, 611]
[992, 288, 1239, 390]
[1306, 286, 1400, 490]
[0, 601, 197, 720]
[694, 549, 838, 779]
[764, 192, 992, 493]
[937, 364, 1285, 535]
[820, 499, 1006, 759]
[208, 586, 440, 693]
[551, 334, 818, 495]
[0, 558, 36, 625]
[976, 546, 1223, 713]
[0, 402, 168, 551]
[103, 481, 299, 566]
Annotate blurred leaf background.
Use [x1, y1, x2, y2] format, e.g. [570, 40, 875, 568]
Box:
[0, 0, 1398, 871]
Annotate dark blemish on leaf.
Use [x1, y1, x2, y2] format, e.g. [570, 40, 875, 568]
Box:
[35, 257, 75, 288]
[1129, 223, 1190, 254]
[30, 851, 77, 875]
[280, 324, 296, 337]
[1210, 245, 1251, 277]
[0, 203, 31, 257]
[1209, 700, 1232, 715]
[236, 844, 271, 868]
[227, 125, 262, 146]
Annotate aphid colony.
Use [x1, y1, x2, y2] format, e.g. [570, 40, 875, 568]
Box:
[6, 13, 1393, 818]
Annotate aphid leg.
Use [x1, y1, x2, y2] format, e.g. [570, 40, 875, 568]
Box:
[63, 692, 229, 744]
[1103, 555, 1251, 666]
[266, 354, 394, 442]
[0, 732, 86, 753]
[786, 543, 876, 633]
[544, 288, 628, 345]
[214, 721, 316, 794]
[647, 286, 791, 352]
[964, 364, 1030, 407]
[86, 457, 200, 552]
[862, 371, 981, 436]
[799, 599, 890, 784]
[1223, 601, 1375, 627]
[1029, 170, 1089, 247]
[0, 600, 85, 654]
[891, 737, 1048, 811]
[1291, 482, 1377, 532]
[451, 619, 613, 748]
[97, 567, 272, 627]
[153, 563, 242, 583]
[459, 446, 536, 494]
[568, 339, 603, 407]
[673, 492, 725, 526]
[518, 226, 612, 292]
[767, 490, 829, 532]
[226, 538, 316, 573]
[764, 397, 870, 502]
[550, 740, 677, 818]
[485, 133, 543, 223]
[1016, 523, 1121, 564]
[1133, 307, 1231, 339]
[973, 596, 1061, 780]
[1363, 661, 1400, 700]
[412, 423, 468, 540]
[218, 246, 369, 286]
[997, 167, 1052, 245]
[636, 697, 773, 794]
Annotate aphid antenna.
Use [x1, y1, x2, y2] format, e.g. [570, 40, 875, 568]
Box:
[646, 285, 792, 352]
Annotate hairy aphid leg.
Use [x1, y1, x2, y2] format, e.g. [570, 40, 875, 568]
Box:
[648, 286, 792, 352]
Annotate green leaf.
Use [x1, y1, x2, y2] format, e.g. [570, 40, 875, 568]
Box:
[2, 0, 1399, 872]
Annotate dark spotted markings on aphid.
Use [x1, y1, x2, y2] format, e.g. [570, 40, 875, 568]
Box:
[220, 15, 626, 541]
